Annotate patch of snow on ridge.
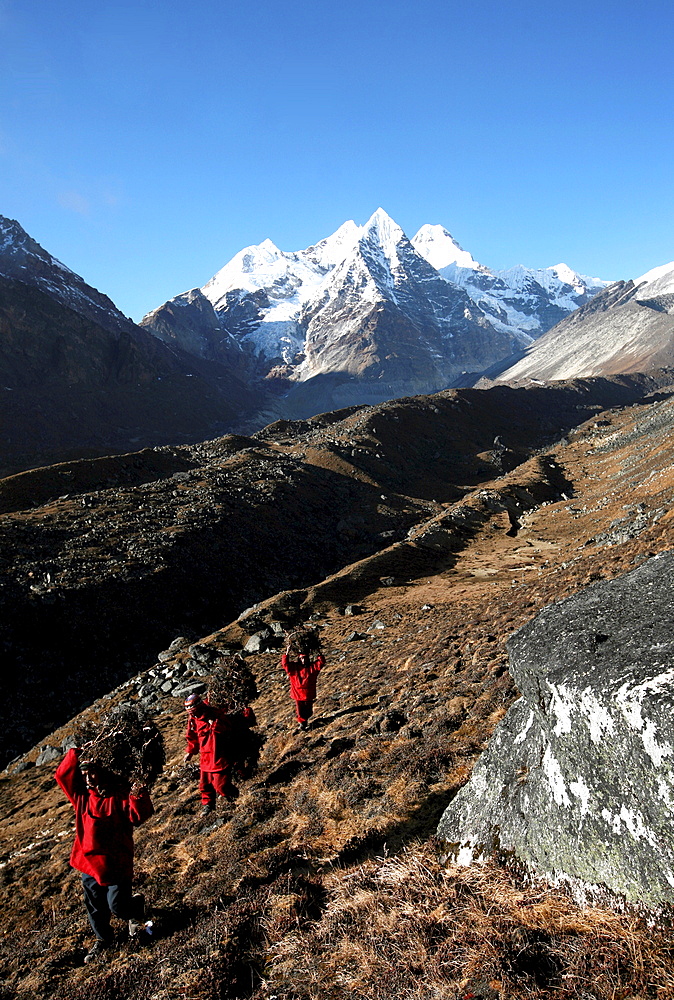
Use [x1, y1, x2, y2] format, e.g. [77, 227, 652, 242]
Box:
[634, 261, 674, 298]
[201, 239, 332, 322]
[540, 264, 608, 295]
[411, 224, 482, 272]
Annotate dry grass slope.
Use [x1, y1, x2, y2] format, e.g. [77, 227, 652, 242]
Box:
[3, 381, 674, 998]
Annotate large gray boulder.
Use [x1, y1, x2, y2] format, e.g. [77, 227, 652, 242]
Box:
[437, 551, 674, 913]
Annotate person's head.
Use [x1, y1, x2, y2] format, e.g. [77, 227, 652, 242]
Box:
[184, 693, 205, 717]
[80, 759, 105, 790]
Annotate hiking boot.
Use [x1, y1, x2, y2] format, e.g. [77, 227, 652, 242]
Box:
[200, 804, 214, 817]
[128, 893, 146, 937]
[84, 939, 111, 964]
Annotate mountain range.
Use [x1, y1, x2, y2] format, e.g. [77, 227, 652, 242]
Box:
[141, 208, 609, 414]
[6, 207, 674, 474]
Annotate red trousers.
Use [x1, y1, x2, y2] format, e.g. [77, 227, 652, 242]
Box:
[199, 769, 238, 805]
[294, 699, 314, 723]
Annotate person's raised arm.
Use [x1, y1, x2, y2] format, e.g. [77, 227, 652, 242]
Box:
[54, 747, 86, 805]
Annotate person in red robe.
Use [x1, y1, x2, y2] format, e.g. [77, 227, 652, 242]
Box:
[183, 693, 254, 814]
[55, 747, 153, 964]
[281, 648, 325, 730]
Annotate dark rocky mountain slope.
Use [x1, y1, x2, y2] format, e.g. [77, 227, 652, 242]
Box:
[0, 274, 259, 475]
[0, 216, 266, 474]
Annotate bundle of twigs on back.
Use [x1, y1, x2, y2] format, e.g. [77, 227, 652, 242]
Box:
[207, 655, 258, 711]
[285, 626, 322, 659]
[75, 703, 165, 788]
[207, 656, 264, 779]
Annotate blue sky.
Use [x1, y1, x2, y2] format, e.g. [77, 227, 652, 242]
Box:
[1, 0, 673, 321]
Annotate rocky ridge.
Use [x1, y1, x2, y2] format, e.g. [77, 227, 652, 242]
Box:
[0, 215, 136, 337]
[481, 263, 674, 385]
[411, 224, 607, 338]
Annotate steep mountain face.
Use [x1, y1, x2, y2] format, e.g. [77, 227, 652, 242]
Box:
[296, 211, 517, 396]
[485, 261, 674, 384]
[411, 223, 609, 339]
[0, 215, 137, 336]
[141, 210, 606, 407]
[0, 219, 259, 474]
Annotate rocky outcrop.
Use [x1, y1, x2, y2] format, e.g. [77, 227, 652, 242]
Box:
[437, 551, 674, 915]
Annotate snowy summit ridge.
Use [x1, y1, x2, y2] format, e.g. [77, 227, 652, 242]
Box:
[141, 209, 611, 403]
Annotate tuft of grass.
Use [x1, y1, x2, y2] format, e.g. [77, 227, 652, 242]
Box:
[256, 841, 674, 1000]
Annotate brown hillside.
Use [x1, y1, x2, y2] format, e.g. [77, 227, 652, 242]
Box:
[2, 379, 674, 997]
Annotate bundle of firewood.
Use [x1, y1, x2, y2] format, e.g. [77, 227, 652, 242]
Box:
[207, 655, 258, 710]
[285, 626, 323, 658]
[76, 703, 165, 788]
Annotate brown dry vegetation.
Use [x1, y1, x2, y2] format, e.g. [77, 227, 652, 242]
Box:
[3, 383, 674, 998]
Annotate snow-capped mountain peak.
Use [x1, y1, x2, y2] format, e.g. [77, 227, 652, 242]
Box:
[412, 224, 482, 272]
[633, 261, 674, 297]
[305, 220, 361, 267]
[361, 208, 406, 252]
[141, 210, 611, 398]
[544, 263, 607, 295]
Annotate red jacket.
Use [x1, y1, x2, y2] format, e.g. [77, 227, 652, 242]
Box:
[185, 701, 235, 772]
[55, 748, 153, 886]
[282, 653, 324, 701]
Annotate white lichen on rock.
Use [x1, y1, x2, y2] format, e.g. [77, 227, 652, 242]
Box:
[438, 551, 674, 913]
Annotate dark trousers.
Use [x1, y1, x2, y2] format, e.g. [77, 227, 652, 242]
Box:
[294, 698, 314, 723]
[81, 873, 138, 942]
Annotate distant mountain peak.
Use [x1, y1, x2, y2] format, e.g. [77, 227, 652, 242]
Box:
[412, 224, 482, 272]
[362, 207, 405, 245]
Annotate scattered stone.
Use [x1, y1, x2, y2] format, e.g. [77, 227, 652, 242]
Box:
[10, 760, 34, 774]
[243, 629, 275, 654]
[35, 745, 61, 766]
[188, 643, 218, 665]
[343, 604, 362, 616]
[380, 576, 395, 586]
[173, 683, 207, 700]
